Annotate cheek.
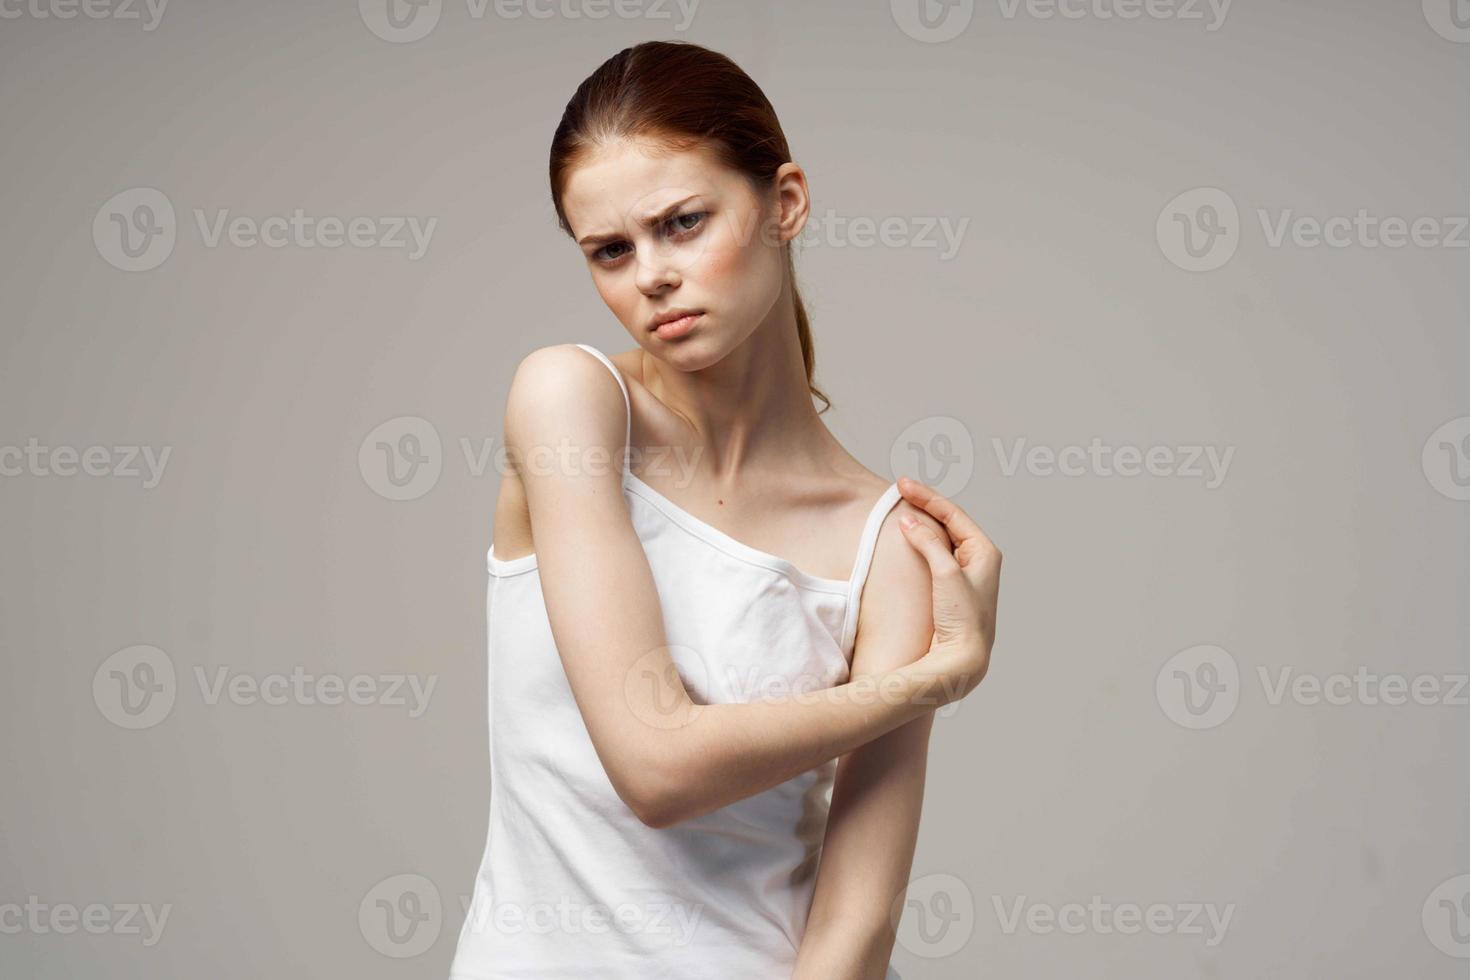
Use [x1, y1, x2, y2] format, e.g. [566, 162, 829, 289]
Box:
[695, 238, 741, 287]
[696, 213, 781, 299]
[592, 270, 634, 315]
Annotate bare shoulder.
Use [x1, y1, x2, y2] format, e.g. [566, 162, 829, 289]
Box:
[839, 462, 945, 564]
[867, 494, 945, 605]
[505, 342, 621, 411]
[493, 344, 630, 558]
[848, 486, 947, 671]
[502, 343, 628, 451]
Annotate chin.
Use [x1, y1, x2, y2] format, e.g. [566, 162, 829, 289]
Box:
[648, 331, 729, 370]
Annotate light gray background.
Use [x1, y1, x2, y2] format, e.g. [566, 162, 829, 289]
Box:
[2, 0, 1468, 977]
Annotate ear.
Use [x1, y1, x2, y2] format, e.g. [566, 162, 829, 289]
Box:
[769, 162, 811, 246]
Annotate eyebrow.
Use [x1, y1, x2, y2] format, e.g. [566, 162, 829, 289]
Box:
[576, 195, 701, 248]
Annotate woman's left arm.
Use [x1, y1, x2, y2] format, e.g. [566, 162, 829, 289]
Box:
[792, 501, 946, 980]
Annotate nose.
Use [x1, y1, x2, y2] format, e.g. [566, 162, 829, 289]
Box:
[634, 247, 681, 296]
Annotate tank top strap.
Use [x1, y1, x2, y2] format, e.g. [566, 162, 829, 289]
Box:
[838, 482, 905, 655]
[573, 343, 632, 478]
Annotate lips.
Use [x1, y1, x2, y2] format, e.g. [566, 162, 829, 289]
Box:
[648, 309, 703, 332]
[651, 312, 702, 340]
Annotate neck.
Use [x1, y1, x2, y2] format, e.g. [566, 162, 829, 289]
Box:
[637, 284, 832, 485]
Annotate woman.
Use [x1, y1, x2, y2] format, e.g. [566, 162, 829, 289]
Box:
[449, 40, 1002, 980]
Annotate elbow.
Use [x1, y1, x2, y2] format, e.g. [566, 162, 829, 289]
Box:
[629, 793, 681, 830]
[611, 753, 692, 830]
[623, 774, 689, 830]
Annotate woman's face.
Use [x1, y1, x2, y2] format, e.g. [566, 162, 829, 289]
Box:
[560, 137, 803, 367]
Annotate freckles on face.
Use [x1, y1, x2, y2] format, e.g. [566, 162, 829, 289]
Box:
[561, 139, 786, 341]
[701, 194, 787, 331]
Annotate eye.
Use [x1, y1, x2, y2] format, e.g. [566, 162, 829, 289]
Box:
[590, 211, 707, 265]
[593, 241, 632, 263]
[665, 211, 706, 236]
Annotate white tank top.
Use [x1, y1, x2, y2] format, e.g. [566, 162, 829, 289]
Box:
[449, 343, 905, 979]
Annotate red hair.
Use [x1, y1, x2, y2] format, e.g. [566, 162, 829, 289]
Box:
[549, 40, 830, 413]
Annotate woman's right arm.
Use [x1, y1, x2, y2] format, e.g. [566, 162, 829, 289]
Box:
[504, 345, 996, 829]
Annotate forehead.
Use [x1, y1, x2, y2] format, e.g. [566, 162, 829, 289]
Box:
[561, 138, 743, 237]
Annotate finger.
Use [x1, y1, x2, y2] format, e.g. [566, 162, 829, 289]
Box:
[896, 477, 995, 556]
[897, 514, 962, 576]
